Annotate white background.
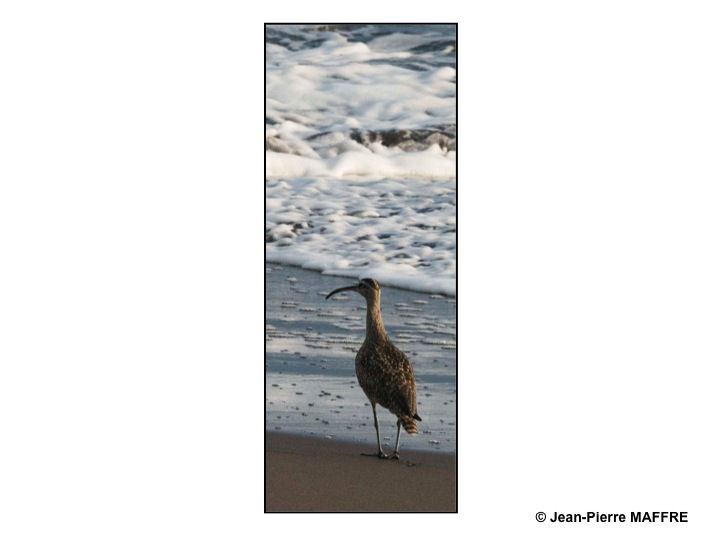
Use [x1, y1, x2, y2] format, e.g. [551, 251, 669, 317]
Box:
[1, 1, 719, 538]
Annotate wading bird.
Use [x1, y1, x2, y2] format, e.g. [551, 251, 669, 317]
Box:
[326, 278, 421, 459]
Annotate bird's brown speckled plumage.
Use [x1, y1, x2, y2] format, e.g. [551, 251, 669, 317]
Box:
[356, 306, 419, 433]
[326, 278, 421, 459]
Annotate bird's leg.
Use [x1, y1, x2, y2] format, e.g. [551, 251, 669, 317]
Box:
[390, 419, 401, 460]
[362, 402, 388, 459]
[372, 403, 389, 459]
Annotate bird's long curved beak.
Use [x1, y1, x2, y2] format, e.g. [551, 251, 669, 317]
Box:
[325, 285, 358, 300]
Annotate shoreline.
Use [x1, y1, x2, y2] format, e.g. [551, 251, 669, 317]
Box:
[266, 262, 457, 453]
[269, 426, 457, 455]
[264, 254, 457, 298]
[265, 432, 457, 512]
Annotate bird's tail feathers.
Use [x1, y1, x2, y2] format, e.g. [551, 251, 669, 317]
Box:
[401, 416, 419, 434]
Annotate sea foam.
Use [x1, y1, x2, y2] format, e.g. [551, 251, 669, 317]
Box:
[266, 25, 456, 295]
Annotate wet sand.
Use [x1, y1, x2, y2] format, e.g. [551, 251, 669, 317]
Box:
[266, 432, 456, 512]
[266, 263, 457, 452]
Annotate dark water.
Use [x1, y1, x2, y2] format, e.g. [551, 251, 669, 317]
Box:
[266, 23, 456, 70]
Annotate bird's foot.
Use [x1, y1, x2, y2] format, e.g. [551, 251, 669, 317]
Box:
[361, 451, 390, 459]
[389, 452, 400, 460]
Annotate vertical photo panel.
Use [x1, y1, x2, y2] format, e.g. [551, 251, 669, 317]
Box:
[265, 23, 457, 512]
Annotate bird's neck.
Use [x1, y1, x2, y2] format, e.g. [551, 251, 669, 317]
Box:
[365, 297, 388, 342]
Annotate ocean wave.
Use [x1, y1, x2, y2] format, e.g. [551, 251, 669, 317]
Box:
[266, 25, 456, 179]
[266, 25, 456, 295]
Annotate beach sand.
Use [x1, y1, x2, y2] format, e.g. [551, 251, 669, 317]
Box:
[265, 432, 456, 512]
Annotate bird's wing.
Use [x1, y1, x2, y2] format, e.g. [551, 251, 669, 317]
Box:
[384, 343, 418, 418]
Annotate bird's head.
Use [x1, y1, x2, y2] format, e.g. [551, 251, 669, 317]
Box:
[325, 278, 381, 302]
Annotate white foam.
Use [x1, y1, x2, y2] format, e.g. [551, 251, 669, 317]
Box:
[266, 177, 456, 296]
[266, 31, 456, 176]
[266, 27, 456, 296]
[266, 144, 455, 180]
